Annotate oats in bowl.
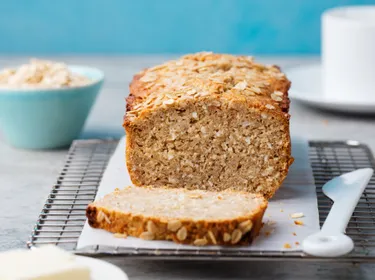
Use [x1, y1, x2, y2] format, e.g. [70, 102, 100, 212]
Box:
[0, 61, 104, 149]
[0, 59, 93, 89]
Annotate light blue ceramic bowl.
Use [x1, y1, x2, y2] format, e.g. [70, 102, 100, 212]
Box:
[0, 66, 104, 149]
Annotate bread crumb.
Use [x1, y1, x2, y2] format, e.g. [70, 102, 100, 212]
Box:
[280, 209, 284, 212]
[268, 220, 276, 225]
[283, 243, 292, 249]
[292, 232, 297, 236]
[217, 195, 223, 200]
[290, 212, 304, 219]
[295, 242, 300, 246]
[294, 220, 304, 226]
[322, 120, 329, 125]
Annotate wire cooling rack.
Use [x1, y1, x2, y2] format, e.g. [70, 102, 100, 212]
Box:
[27, 139, 375, 262]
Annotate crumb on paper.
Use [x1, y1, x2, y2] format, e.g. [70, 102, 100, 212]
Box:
[217, 195, 223, 200]
[290, 212, 304, 219]
[113, 233, 128, 239]
[284, 243, 292, 249]
[280, 209, 284, 212]
[322, 120, 329, 125]
[267, 220, 276, 225]
[265, 229, 274, 236]
[295, 242, 300, 246]
[292, 232, 297, 236]
[294, 220, 304, 226]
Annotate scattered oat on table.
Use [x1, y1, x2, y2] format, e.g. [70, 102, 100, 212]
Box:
[264, 229, 274, 237]
[290, 212, 304, 219]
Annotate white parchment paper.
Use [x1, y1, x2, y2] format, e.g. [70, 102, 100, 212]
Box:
[77, 136, 319, 251]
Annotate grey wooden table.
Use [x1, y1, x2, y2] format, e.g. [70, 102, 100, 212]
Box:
[1, 56, 375, 279]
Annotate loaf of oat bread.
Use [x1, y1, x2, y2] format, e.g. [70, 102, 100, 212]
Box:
[86, 186, 267, 246]
[124, 52, 293, 198]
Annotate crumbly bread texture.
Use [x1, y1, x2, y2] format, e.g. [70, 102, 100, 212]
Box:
[123, 52, 293, 198]
[86, 186, 267, 246]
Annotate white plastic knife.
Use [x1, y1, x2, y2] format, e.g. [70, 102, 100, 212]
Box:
[303, 168, 374, 257]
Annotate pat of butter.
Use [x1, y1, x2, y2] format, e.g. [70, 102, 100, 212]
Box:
[0, 245, 90, 280]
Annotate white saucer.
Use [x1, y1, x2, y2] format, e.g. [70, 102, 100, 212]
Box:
[286, 64, 375, 114]
[76, 256, 128, 280]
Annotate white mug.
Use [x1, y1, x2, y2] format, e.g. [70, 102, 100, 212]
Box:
[322, 6, 375, 102]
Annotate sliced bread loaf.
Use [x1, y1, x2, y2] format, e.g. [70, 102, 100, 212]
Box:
[86, 186, 267, 246]
[124, 52, 293, 198]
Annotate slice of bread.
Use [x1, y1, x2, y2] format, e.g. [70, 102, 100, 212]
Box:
[86, 186, 267, 246]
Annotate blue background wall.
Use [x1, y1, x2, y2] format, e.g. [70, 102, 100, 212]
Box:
[0, 0, 374, 54]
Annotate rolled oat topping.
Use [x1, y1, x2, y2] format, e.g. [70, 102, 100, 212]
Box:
[193, 238, 208, 246]
[167, 220, 182, 232]
[126, 52, 289, 119]
[231, 229, 243, 244]
[140, 231, 155, 240]
[223, 233, 231, 242]
[176, 227, 187, 241]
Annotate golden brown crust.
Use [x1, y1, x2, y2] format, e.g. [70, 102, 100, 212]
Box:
[86, 188, 268, 246]
[123, 52, 291, 125]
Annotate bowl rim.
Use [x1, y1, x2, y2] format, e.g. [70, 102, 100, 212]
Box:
[0, 65, 104, 94]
